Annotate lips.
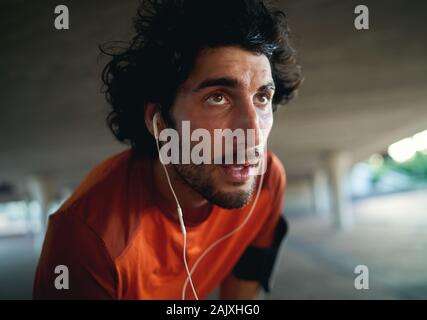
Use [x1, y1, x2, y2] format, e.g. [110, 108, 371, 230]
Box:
[220, 163, 258, 183]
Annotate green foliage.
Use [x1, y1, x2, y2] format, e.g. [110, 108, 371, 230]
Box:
[371, 152, 427, 186]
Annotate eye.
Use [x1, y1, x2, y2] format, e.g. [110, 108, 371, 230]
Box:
[206, 93, 228, 106]
[255, 92, 272, 106]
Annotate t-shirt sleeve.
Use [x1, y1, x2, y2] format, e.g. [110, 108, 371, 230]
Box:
[232, 155, 288, 292]
[33, 210, 117, 300]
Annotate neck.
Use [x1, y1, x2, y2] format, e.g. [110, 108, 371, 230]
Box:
[152, 158, 213, 226]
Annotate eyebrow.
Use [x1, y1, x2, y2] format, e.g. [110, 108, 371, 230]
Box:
[193, 77, 275, 92]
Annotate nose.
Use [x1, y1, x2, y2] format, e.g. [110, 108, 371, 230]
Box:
[233, 96, 263, 148]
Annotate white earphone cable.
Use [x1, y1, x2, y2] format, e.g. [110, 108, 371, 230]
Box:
[153, 112, 266, 300]
[153, 113, 199, 300]
[181, 156, 266, 299]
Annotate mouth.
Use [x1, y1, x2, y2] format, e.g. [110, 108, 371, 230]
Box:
[219, 162, 258, 183]
[213, 144, 265, 166]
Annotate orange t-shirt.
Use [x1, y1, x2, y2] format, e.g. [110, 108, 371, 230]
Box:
[33, 149, 286, 299]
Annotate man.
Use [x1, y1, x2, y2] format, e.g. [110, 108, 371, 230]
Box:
[33, 0, 302, 299]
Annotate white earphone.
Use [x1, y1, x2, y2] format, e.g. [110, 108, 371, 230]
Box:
[152, 112, 266, 300]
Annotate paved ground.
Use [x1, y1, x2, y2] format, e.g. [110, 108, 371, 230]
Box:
[1, 189, 426, 300]
[0, 235, 38, 299]
[268, 189, 427, 300]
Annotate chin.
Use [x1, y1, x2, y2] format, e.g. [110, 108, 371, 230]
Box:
[209, 181, 256, 209]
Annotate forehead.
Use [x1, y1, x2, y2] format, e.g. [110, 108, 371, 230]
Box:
[182, 46, 273, 90]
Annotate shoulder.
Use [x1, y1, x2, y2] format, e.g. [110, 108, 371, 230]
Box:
[60, 149, 132, 212]
[51, 148, 153, 260]
[41, 210, 114, 267]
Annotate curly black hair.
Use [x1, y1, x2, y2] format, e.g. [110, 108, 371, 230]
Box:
[101, 0, 303, 157]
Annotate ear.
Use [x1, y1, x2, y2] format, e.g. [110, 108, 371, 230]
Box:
[144, 103, 162, 138]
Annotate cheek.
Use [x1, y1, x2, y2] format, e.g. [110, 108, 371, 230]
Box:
[173, 103, 219, 131]
[257, 109, 274, 139]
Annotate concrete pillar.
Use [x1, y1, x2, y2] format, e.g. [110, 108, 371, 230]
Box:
[27, 174, 57, 231]
[23, 196, 34, 235]
[27, 174, 57, 252]
[326, 151, 354, 230]
[312, 167, 331, 217]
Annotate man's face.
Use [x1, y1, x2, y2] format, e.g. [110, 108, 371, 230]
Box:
[169, 46, 274, 209]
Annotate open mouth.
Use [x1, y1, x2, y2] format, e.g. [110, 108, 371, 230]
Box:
[212, 144, 265, 166]
[219, 162, 259, 183]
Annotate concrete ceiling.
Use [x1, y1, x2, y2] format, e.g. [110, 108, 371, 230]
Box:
[272, 0, 427, 177]
[1, 0, 426, 199]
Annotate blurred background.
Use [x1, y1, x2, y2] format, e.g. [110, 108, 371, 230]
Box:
[1, 0, 426, 299]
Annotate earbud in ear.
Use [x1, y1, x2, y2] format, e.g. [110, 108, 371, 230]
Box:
[152, 112, 160, 140]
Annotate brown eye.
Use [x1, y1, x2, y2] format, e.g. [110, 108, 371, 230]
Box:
[207, 93, 227, 105]
[255, 93, 271, 106]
